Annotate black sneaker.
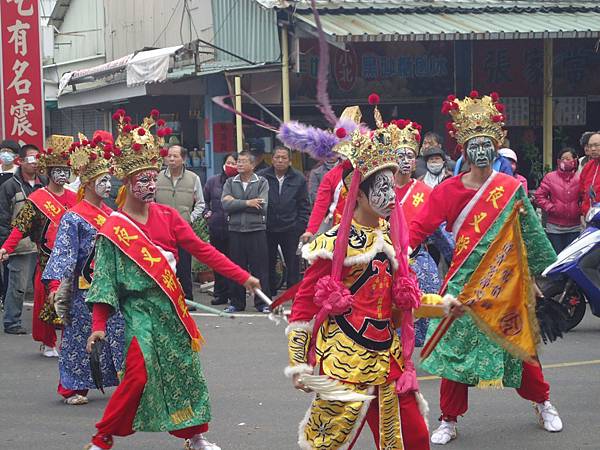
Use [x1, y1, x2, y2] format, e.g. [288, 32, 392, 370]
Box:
[4, 326, 27, 335]
[211, 298, 228, 305]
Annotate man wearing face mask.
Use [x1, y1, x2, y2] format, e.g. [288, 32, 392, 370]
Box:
[0, 136, 77, 356]
[0, 144, 45, 335]
[411, 92, 563, 444]
[420, 147, 449, 188]
[0, 140, 19, 186]
[535, 148, 581, 253]
[83, 109, 261, 450]
[41, 134, 125, 406]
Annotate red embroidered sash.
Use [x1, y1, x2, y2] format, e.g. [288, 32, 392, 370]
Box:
[70, 201, 111, 289]
[70, 200, 110, 231]
[398, 179, 432, 225]
[440, 174, 521, 294]
[28, 188, 67, 226]
[99, 212, 204, 351]
[28, 188, 68, 253]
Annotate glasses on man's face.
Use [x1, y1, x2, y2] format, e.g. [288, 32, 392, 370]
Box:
[588, 143, 600, 149]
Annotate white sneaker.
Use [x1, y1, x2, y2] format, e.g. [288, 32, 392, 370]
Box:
[64, 394, 89, 405]
[431, 420, 457, 445]
[534, 401, 563, 432]
[185, 434, 221, 450]
[41, 345, 59, 357]
[83, 445, 103, 450]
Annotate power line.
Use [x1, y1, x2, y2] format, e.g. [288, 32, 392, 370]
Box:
[152, 0, 184, 47]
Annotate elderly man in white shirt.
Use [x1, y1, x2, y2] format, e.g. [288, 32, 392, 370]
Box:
[156, 145, 206, 304]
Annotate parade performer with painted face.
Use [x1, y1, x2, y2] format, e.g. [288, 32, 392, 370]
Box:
[410, 92, 563, 445]
[391, 117, 454, 346]
[0, 135, 77, 357]
[83, 109, 261, 450]
[42, 134, 125, 406]
[282, 101, 457, 450]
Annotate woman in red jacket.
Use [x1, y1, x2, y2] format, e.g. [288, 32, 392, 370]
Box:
[535, 148, 582, 253]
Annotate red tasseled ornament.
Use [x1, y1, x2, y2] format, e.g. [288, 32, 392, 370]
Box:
[90, 142, 97, 149]
[447, 94, 457, 102]
[113, 148, 122, 157]
[157, 128, 166, 138]
[496, 103, 505, 113]
[469, 90, 479, 99]
[137, 128, 146, 136]
[46, 148, 53, 154]
[335, 127, 347, 139]
[441, 102, 451, 114]
[89, 152, 97, 160]
[103, 152, 111, 160]
[124, 116, 132, 124]
[445, 121, 455, 131]
[159, 148, 169, 158]
[82, 140, 89, 146]
[104, 143, 113, 151]
[451, 102, 459, 110]
[490, 91, 500, 102]
[157, 119, 166, 127]
[132, 143, 142, 151]
[368, 93, 380, 105]
[150, 109, 160, 118]
[413, 122, 422, 131]
[397, 120, 407, 130]
[164, 127, 173, 135]
[415, 132, 421, 143]
[122, 124, 132, 133]
[492, 114, 503, 123]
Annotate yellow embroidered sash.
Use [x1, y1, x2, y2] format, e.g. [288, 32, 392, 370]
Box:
[441, 173, 521, 294]
[99, 212, 204, 351]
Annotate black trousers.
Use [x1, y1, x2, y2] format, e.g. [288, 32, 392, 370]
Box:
[267, 230, 301, 293]
[209, 232, 231, 302]
[547, 232, 579, 254]
[228, 230, 270, 310]
[177, 246, 194, 301]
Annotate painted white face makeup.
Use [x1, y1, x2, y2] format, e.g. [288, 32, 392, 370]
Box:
[49, 167, 71, 185]
[94, 174, 112, 198]
[130, 169, 158, 203]
[368, 169, 396, 217]
[466, 136, 496, 168]
[397, 148, 416, 175]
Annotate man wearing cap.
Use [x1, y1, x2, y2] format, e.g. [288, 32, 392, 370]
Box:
[498, 148, 528, 193]
[0, 144, 45, 335]
[420, 146, 449, 188]
[0, 140, 20, 186]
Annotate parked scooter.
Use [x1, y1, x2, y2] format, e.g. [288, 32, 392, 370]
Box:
[540, 202, 600, 330]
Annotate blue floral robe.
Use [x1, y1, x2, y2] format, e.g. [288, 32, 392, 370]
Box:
[42, 210, 125, 391]
[411, 225, 454, 346]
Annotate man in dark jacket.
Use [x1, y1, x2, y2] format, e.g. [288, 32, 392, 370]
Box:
[260, 147, 309, 293]
[0, 144, 44, 334]
[222, 150, 270, 313]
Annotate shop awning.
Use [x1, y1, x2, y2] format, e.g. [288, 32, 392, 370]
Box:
[292, 2, 600, 42]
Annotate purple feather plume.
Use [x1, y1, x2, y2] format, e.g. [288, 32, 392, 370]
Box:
[277, 121, 339, 160]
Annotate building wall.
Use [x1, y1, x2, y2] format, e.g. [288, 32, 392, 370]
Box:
[103, 0, 214, 60]
[51, 0, 105, 64]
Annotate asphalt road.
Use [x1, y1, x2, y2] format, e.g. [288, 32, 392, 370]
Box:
[1, 292, 599, 450]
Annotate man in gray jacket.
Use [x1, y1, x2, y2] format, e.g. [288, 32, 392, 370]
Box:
[221, 150, 270, 313]
[0, 144, 44, 334]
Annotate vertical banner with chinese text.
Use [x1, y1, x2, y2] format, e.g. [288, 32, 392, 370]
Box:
[0, 0, 44, 149]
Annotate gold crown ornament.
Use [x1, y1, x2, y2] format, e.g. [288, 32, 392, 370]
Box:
[336, 95, 423, 179]
[38, 134, 74, 173]
[69, 133, 112, 185]
[442, 91, 506, 149]
[110, 108, 172, 180]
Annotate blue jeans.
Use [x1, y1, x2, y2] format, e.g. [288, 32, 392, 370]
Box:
[3, 253, 37, 331]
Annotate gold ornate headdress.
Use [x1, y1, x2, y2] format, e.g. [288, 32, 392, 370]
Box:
[38, 135, 74, 173]
[69, 133, 112, 185]
[336, 95, 423, 178]
[110, 108, 171, 179]
[442, 91, 506, 148]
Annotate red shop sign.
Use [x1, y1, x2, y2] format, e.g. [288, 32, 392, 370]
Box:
[0, 0, 44, 149]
